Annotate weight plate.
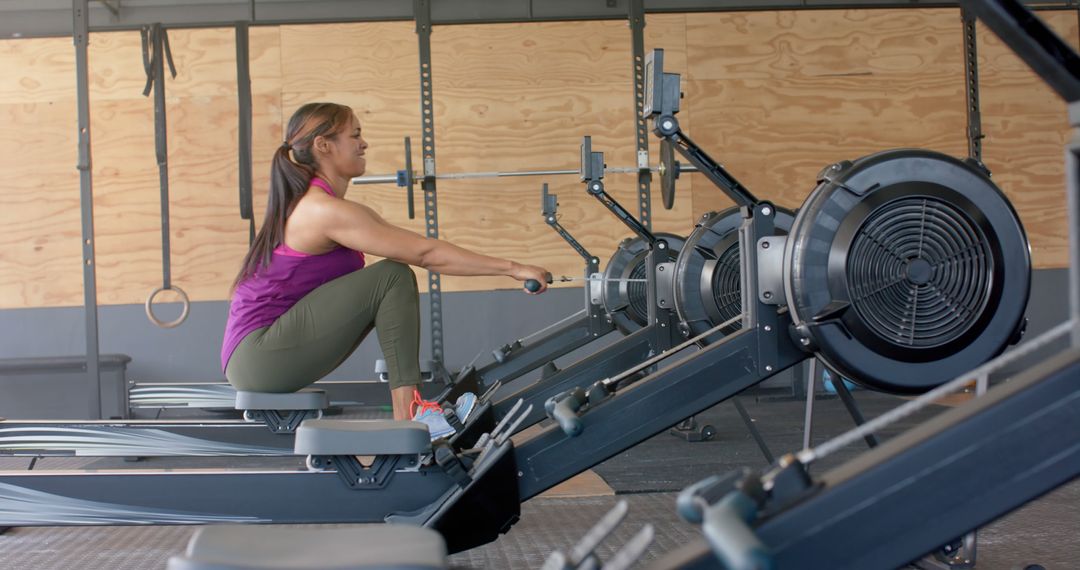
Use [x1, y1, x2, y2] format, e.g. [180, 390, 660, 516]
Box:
[602, 233, 686, 334]
[784, 149, 1030, 393]
[672, 207, 795, 343]
[660, 139, 679, 210]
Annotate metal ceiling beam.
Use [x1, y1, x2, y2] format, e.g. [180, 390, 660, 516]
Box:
[0, 0, 1074, 40]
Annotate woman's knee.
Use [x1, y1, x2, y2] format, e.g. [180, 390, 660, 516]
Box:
[378, 260, 417, 288]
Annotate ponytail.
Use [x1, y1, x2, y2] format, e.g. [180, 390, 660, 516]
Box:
[231, 102, 354, 291]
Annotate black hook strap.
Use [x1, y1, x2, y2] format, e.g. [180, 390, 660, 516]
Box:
[140, 24, 176, 97]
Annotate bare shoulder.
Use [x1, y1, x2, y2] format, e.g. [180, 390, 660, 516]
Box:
[286, 191, 374, 252]
[302, 192, 382, 227]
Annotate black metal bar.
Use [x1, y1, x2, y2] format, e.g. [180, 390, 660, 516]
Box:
[654, 348, 1080, 570]
[414, 0, 444, 366]
[1069, 111, 1080, 347]
[587, 182, 659, 245]
[669, 129, 759, 208]
[732, 398, 775, 464]
[9, 1, 1080, 40]
[493, 326, 658, 427]
[235, 21, 255, 245]
[479, 313, 608, 396]
[962, 5, 984, 161]
[548, 217, 594, 263]
[404, 136, 416, 219]
[832, 373, 879, 448]
[73, 0, 102, 420]
[543, 185, 594, 263]
[515, 327, 807, 501]
[629, 0, 652, 229]
[802, 358, 819, 451]
[963, 0, 1080, 103]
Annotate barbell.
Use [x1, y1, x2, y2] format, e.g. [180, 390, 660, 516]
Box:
[351, 137, 696, 215]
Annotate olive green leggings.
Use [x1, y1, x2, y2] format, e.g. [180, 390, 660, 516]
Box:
[225, 260, 422, 392]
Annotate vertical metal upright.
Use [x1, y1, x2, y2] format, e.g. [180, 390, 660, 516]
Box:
[236, 21, 255, 245]
[949, 10, 986, 562]
[1072, 9, 1080, 348]
[1067, 101, 1080, 348]
[629, 0, 653, 231]
[962, 5, 984, 163]
[414, 0, 444, 366]
[73, 0, 102, 419]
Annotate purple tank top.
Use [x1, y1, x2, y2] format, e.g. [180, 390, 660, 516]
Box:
[221, 178, 366, 371]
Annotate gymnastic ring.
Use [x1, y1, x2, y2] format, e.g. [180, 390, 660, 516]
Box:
[145, 285, 190, 328]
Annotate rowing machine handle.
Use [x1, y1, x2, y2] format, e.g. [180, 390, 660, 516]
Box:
[524, 272, 554, 293]
[677, 470, 746, 524]
[702, 491, 772, 570]
[545, 387, 587, 437]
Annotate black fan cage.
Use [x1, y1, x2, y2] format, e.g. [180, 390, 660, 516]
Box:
[846, 196, 993, 349]
[712, 241, 743, 332]
[626, 260, 650, 324]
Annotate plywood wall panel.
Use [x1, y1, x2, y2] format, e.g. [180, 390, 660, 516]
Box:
[686, 76, 967, 214]
[686, 9, 963, 81]
[978, 12, 1078, 269]
[0, 37, 74, 103]
[85, 31, 153, 100]
[280, 23, 419, 93]
[685, 9, 967, 217]
[0, 100, 82, 309]
[432, 84, 639, 174]
[431, 20, 631, 89]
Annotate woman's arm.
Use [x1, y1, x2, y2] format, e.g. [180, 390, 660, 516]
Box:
[318, 196, 550, 289]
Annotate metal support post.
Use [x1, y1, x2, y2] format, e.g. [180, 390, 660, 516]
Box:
[831, 372, 878, 449]
[629, 0, 652, 229]
[1067, 100, 1080, 347]
[732, 397, 774, 464]
[801, 358, 819, 451]
[414, 0, 444, 365]
[962, 5, 984, 162]
[74, 0, 102, 419]
[235, 21, 255, 244]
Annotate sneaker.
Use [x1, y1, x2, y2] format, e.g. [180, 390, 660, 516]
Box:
[410, 389, 456, 441]
[454, 392, 477, 424]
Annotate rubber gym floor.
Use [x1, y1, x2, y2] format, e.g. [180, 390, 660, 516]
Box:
[0, 390, 1076, 570]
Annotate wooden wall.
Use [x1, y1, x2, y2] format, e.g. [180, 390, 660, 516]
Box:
[0, 9, 1075, 309]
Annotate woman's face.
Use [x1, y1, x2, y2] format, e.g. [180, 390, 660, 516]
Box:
[321, 114, 368, 178]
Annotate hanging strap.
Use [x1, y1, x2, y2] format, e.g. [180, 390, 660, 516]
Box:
[235, 22, 255, 245]
[141, 24, 188, 329]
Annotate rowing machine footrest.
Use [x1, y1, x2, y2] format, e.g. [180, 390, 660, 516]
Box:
[295, 420, 431, 456]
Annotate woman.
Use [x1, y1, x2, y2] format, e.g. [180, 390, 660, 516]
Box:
[222, 102, 550, 439]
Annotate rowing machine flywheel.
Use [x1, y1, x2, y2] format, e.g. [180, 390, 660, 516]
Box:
[602, 233, 686, 334]
[785, 149, 1030, 393]
[673, 207, 795, 342]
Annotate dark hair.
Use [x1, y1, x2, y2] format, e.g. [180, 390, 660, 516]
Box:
[232, 102, 355, 289]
